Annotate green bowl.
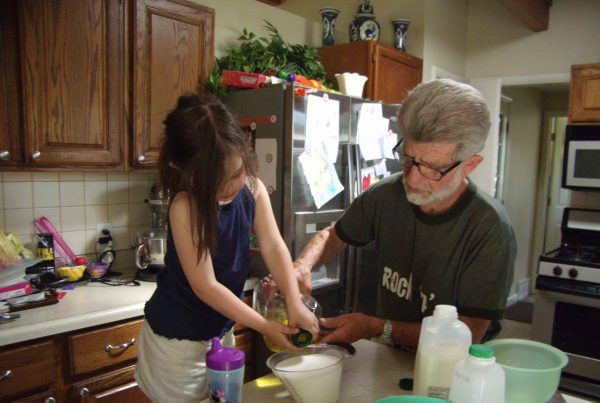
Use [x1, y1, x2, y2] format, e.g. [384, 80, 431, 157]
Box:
[485, 338, 568, 403]
[373, 396, 447, 403]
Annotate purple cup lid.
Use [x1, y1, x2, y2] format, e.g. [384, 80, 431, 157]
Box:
[206, 337, 245, 371]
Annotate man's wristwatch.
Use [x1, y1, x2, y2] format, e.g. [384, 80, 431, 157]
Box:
[376, 319, 394, 346]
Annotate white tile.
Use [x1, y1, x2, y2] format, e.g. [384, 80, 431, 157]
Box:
[4, 182, 33, 209]
[60, 181, 84, 206]
[108, 204, 129, 227]
[129, 171, 155, 181]
[59, 172, 84, 181]
[61, 230, 87, 257]
[32, 172, 59, 182]
[107, 180, 129, 204]
[2, 172, 32, 182]
[84, 205, 109, 230]
[86, 229, 98, 255]
[84, 181, 108, 205]
[33, 208, 61, 230]
[128, 181, 149, 204]
[111, 226, 130, 251]
[129, 203, 150, 226]
[84, 172, 107, 181]
[4, 209, 35, 235]
[0, 212, 4, 232]
[0, 181, 4, 210]
[60, 206, 85, 231]
[107, 172, 129, 181]
[33, 181, 60, 207]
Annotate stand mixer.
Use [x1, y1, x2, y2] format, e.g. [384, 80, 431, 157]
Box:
[135, 186, 168, 282]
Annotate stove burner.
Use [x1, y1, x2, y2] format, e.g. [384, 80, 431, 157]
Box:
[555, 244, 600, 265]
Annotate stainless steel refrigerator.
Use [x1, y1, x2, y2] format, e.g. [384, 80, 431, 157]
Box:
[226, 83, 402, 318]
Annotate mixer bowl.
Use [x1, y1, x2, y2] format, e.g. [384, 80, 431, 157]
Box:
[266, 344, 350, 403]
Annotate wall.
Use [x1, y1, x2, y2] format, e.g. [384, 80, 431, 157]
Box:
[466, 0, 600, 79]
[187, 0, 322, 54]
[501, 87, 544, 296]
[0, 172, 155, 270]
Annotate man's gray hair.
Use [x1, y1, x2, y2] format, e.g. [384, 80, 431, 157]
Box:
[398, 79, 491, 161]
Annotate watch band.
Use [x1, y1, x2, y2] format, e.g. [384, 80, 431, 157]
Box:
[376, 319, 394, 346]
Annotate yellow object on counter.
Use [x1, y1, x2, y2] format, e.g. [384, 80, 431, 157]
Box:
[57, 265, 86, 281]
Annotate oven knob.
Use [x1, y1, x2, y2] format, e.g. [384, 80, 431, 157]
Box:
[552, 266, 562, 276]
[568, 268, 578, 278]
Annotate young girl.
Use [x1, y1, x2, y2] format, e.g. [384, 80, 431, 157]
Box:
[135, 94, 319, 402]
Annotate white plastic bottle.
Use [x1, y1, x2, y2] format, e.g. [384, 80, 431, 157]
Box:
[413, 305, 472, 400]
[448, 344, 505, 403]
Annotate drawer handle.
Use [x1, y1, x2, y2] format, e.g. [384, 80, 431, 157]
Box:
[44, 397, 56, 403]
[105, 338, 136, 353]
[0, 369, 12, 381]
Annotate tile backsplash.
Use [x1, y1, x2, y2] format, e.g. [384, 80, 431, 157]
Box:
[0, 171, 157, 270]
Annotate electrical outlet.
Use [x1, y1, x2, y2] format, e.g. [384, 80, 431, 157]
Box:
[96, 223, 113, 245]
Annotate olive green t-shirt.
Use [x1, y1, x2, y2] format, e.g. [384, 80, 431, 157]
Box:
[335, 173, 516, 322]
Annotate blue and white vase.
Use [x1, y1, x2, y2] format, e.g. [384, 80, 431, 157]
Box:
[320, 8, 340, 46]
[392, 19, 410, 52]
[349, 0, 380, 42]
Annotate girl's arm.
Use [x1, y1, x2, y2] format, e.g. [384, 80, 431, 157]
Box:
[251, 179, 319, 337]
[170, 192, 297, 350]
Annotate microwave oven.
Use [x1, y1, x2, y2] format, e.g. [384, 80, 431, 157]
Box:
[562, 125, 600, 190]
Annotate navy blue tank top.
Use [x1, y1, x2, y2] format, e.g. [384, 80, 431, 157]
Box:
[144, 185, 256, 340]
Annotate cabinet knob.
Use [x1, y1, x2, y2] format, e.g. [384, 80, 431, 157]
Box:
[105, 337, 136, 353]
[137, 154, 146, 163]
[44, 397, 56, 403]
[80, 387, 90, 397]
[0, 150, 10, 161]
[31, 150, 41, 161]
[0, 369, 13, 381]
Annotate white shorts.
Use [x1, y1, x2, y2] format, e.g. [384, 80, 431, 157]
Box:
[135, 320, 235, 403]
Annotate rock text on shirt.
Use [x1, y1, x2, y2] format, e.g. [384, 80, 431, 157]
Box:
[381, 266, 435, 313]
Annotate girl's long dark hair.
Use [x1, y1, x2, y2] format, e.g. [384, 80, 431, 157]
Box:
[157, 94, 257, 261]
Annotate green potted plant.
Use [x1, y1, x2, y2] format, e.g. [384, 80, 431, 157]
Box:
[205, 21, 329, 98]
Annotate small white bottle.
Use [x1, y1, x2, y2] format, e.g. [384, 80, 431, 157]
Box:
[413, 305, 472, 400]
[448, 344, 505, 403]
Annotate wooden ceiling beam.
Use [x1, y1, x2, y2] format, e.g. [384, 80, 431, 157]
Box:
[498, 0, 550, 32]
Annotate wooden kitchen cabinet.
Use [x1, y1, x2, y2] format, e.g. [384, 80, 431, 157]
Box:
[234, 291, 257, 382]
[0, 0, 214, 171]
[19, 0, 126, 168]
[132, 0, 215, 168]
[569, 63, 600, 124]
[318, 41, 423, 104]
[0, 318, 146, 402]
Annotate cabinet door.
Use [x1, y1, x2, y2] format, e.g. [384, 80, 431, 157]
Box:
[71, 365, 151, 403]
[371, 44, 422, 104]
[569, 64, 600, 123]
[19, 0, 125, 167]
[132, 0, 214, 167]
[0, 0, 24, 166]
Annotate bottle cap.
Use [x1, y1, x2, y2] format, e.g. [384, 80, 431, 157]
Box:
[433, 304, 458, 318]
[292, 329, 313, 347]
[469, 344, 495, 359]
[206, 337, 245, 371]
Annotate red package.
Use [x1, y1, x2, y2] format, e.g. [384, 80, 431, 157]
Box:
[222, 70, 267, 88]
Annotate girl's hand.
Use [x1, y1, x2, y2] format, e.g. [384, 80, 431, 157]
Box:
[262, 320, 300, 351]
[286, 299, 320, 339]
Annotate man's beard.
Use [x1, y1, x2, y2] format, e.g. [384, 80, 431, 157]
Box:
[402, 170, 464, 206]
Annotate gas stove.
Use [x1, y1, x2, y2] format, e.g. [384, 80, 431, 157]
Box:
[537, 208, 600, 298]
[533, 208, 600, 401]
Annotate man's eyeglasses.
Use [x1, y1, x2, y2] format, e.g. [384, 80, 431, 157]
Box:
[392, 139, 463, 181]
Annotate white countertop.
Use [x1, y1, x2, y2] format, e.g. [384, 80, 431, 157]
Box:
[0, 276, 259, 347]
[234, 339, 594, 403]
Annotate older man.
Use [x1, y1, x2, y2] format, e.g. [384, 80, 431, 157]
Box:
[294, 79, 516, 347]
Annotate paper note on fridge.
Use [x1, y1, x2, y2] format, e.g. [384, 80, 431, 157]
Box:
[305, 94, 340, 163]
[298, 148, 344, 209]
[357, 103, 389, 161]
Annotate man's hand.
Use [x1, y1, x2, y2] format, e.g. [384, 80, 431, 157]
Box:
[318, 313, 380, 344]
[293, 260, 312, 295]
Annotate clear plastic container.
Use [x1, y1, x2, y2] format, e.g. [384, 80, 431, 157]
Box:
[413, 305, 472, 400]
[206, 337, 245, 403]
[448, 344, 505, 403]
